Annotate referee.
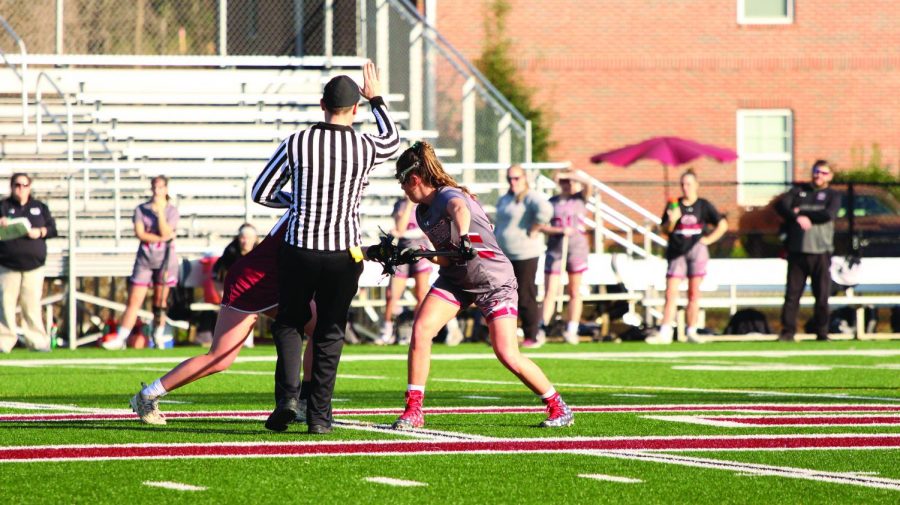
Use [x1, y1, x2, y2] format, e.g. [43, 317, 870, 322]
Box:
[252, 61, 399, 433]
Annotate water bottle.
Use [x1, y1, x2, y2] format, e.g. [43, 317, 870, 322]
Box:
[50, 323, 58, 349]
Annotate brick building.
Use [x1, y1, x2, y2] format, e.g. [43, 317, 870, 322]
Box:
[432, 0, 900, 217]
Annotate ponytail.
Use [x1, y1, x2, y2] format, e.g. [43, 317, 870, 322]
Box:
[396, 141, 473, 197]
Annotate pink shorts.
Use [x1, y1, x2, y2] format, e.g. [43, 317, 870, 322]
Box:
[666, 242, 709, 279]
[220, 225, 284, 313]
[428, 277, 519, 323]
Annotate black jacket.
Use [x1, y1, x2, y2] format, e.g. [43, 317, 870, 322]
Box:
[0, 197, 58, 271]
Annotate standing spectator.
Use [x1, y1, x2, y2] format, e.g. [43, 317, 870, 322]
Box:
[645, 169, 727, 345]
[379, 197, 433, 345]
[0, 173, 57, 353]
[494, 165, 553, 348]
[102, 175, 179, 350]
[252, 61, 399, 434]
[776, 160, 840, 342]
[539, 171, 592, 345]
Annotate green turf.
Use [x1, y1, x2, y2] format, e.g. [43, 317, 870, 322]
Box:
[1, 341, 899, 503]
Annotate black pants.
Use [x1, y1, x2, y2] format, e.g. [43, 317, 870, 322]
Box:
[780, 252, 831, 340]
[511, 257, 540, 340]
[272, 242, 363, 426]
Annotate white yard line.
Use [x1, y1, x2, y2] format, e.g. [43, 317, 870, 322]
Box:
[432, 378, 900, 402]
[587, 450, 900, 491]
[142, 481, 207, 492]
[0, 402, 124, 414]
[578, 473, 643, 483]
[460, 395, 502, 400]
[364, 477, 427, 487]
[2, 349, 900, 368]
[334, 419, 495, 441]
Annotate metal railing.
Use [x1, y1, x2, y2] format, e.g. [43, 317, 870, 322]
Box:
[0, 15, 28, 133]
[34, 71, 73, 163]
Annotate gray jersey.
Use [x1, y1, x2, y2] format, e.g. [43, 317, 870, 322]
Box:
[133, 201, 179, 269]
[416, 186, 513, 293]
[547, 192, 590, 255]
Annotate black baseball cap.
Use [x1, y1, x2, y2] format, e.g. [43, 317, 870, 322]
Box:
[322, 75, 360, 108]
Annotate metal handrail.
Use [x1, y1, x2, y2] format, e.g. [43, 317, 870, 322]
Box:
[35, 71, 74, 163]
[0, 15, 28, 132]
[387, 0, 528, 132]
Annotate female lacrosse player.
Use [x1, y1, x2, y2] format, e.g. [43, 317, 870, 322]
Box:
[129, 213, 316, 426]
[389, 141, 574, 430]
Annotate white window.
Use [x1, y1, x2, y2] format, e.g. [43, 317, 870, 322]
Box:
[738, 0, 794, 25]
[736, 109, 793, 205]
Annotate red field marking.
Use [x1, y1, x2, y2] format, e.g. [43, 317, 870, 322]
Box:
[3, 404, 900, 423]
[3, 434, 900, 463]
[709, 416, 900, 426]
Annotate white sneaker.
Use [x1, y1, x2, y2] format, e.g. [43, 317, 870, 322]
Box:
[644, 330, 673, 345]
[563, 330, 579, 345]
[101, 337, 126, 350]
[445, 322, 464, 347]
[686, 332, 705, 344]
[129, 384, 166, 425]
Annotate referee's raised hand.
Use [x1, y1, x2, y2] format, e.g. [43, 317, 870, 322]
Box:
[360, 60, 381, 100]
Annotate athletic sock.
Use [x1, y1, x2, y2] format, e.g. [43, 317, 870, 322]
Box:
[141, 379, 168, 400]
[539, 387, 558, 402]
[115, 326, 132, 342]
[407, 384, 425, 394]
[686, 326, 698, 337]
[566, 321, 578, 335]
[659, 324, 674, 340]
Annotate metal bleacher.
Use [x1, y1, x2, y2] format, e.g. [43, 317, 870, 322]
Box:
[0, 59, 446, 263]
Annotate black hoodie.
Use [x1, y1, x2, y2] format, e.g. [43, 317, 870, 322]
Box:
[0, 197, 57, 271]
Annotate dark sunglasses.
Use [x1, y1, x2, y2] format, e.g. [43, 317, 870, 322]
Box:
[506, 176, 522, 182]
[813, 169, 831, 176]
[13, 182, 30, 188]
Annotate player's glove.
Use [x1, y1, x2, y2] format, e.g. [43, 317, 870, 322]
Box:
[365, 241, 392, 263]
[398, 247, 418, 265]
[457, 235, 477, 260]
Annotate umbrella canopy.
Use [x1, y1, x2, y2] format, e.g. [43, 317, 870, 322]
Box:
[590, 136, 737, 167]
[590, 136, 738, 197]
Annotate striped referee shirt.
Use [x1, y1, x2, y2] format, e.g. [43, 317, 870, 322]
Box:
[251, 96, 400, 251]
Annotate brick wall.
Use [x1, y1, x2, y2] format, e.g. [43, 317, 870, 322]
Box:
[434, 0, 900, 218]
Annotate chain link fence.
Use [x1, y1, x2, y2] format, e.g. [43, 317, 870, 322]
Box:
[0, 0, 362, 56]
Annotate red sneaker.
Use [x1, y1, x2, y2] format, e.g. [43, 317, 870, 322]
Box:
[392, 390, 425, 430]
[540, 393, 574, 428]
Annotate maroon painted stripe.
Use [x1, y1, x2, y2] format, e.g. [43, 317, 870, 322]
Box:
[4, 405, 900, 423]
[711, 416, 900, 426]
[3, 435, 900, 462]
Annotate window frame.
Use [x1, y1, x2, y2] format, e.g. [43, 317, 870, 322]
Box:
[737, 0, 794, 25]
[736, 109, 794, 206]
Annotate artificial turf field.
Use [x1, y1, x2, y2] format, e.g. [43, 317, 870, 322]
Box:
[1, 340, 899, 504]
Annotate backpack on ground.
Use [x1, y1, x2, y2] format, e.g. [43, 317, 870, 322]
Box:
[723, 309, 771, 335]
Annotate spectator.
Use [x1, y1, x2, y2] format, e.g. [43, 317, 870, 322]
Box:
[102, 175, 179, 350]
[379, 197, 433, 345]
[645, 169, 727, 344]
[494, 165, 553, 348]
[775, 160, 840, 342]
[0, 173, 57, 352]
[539, 171, 592, 345]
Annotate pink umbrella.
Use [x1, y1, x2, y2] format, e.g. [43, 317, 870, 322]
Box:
[590, 136, 738, 197]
